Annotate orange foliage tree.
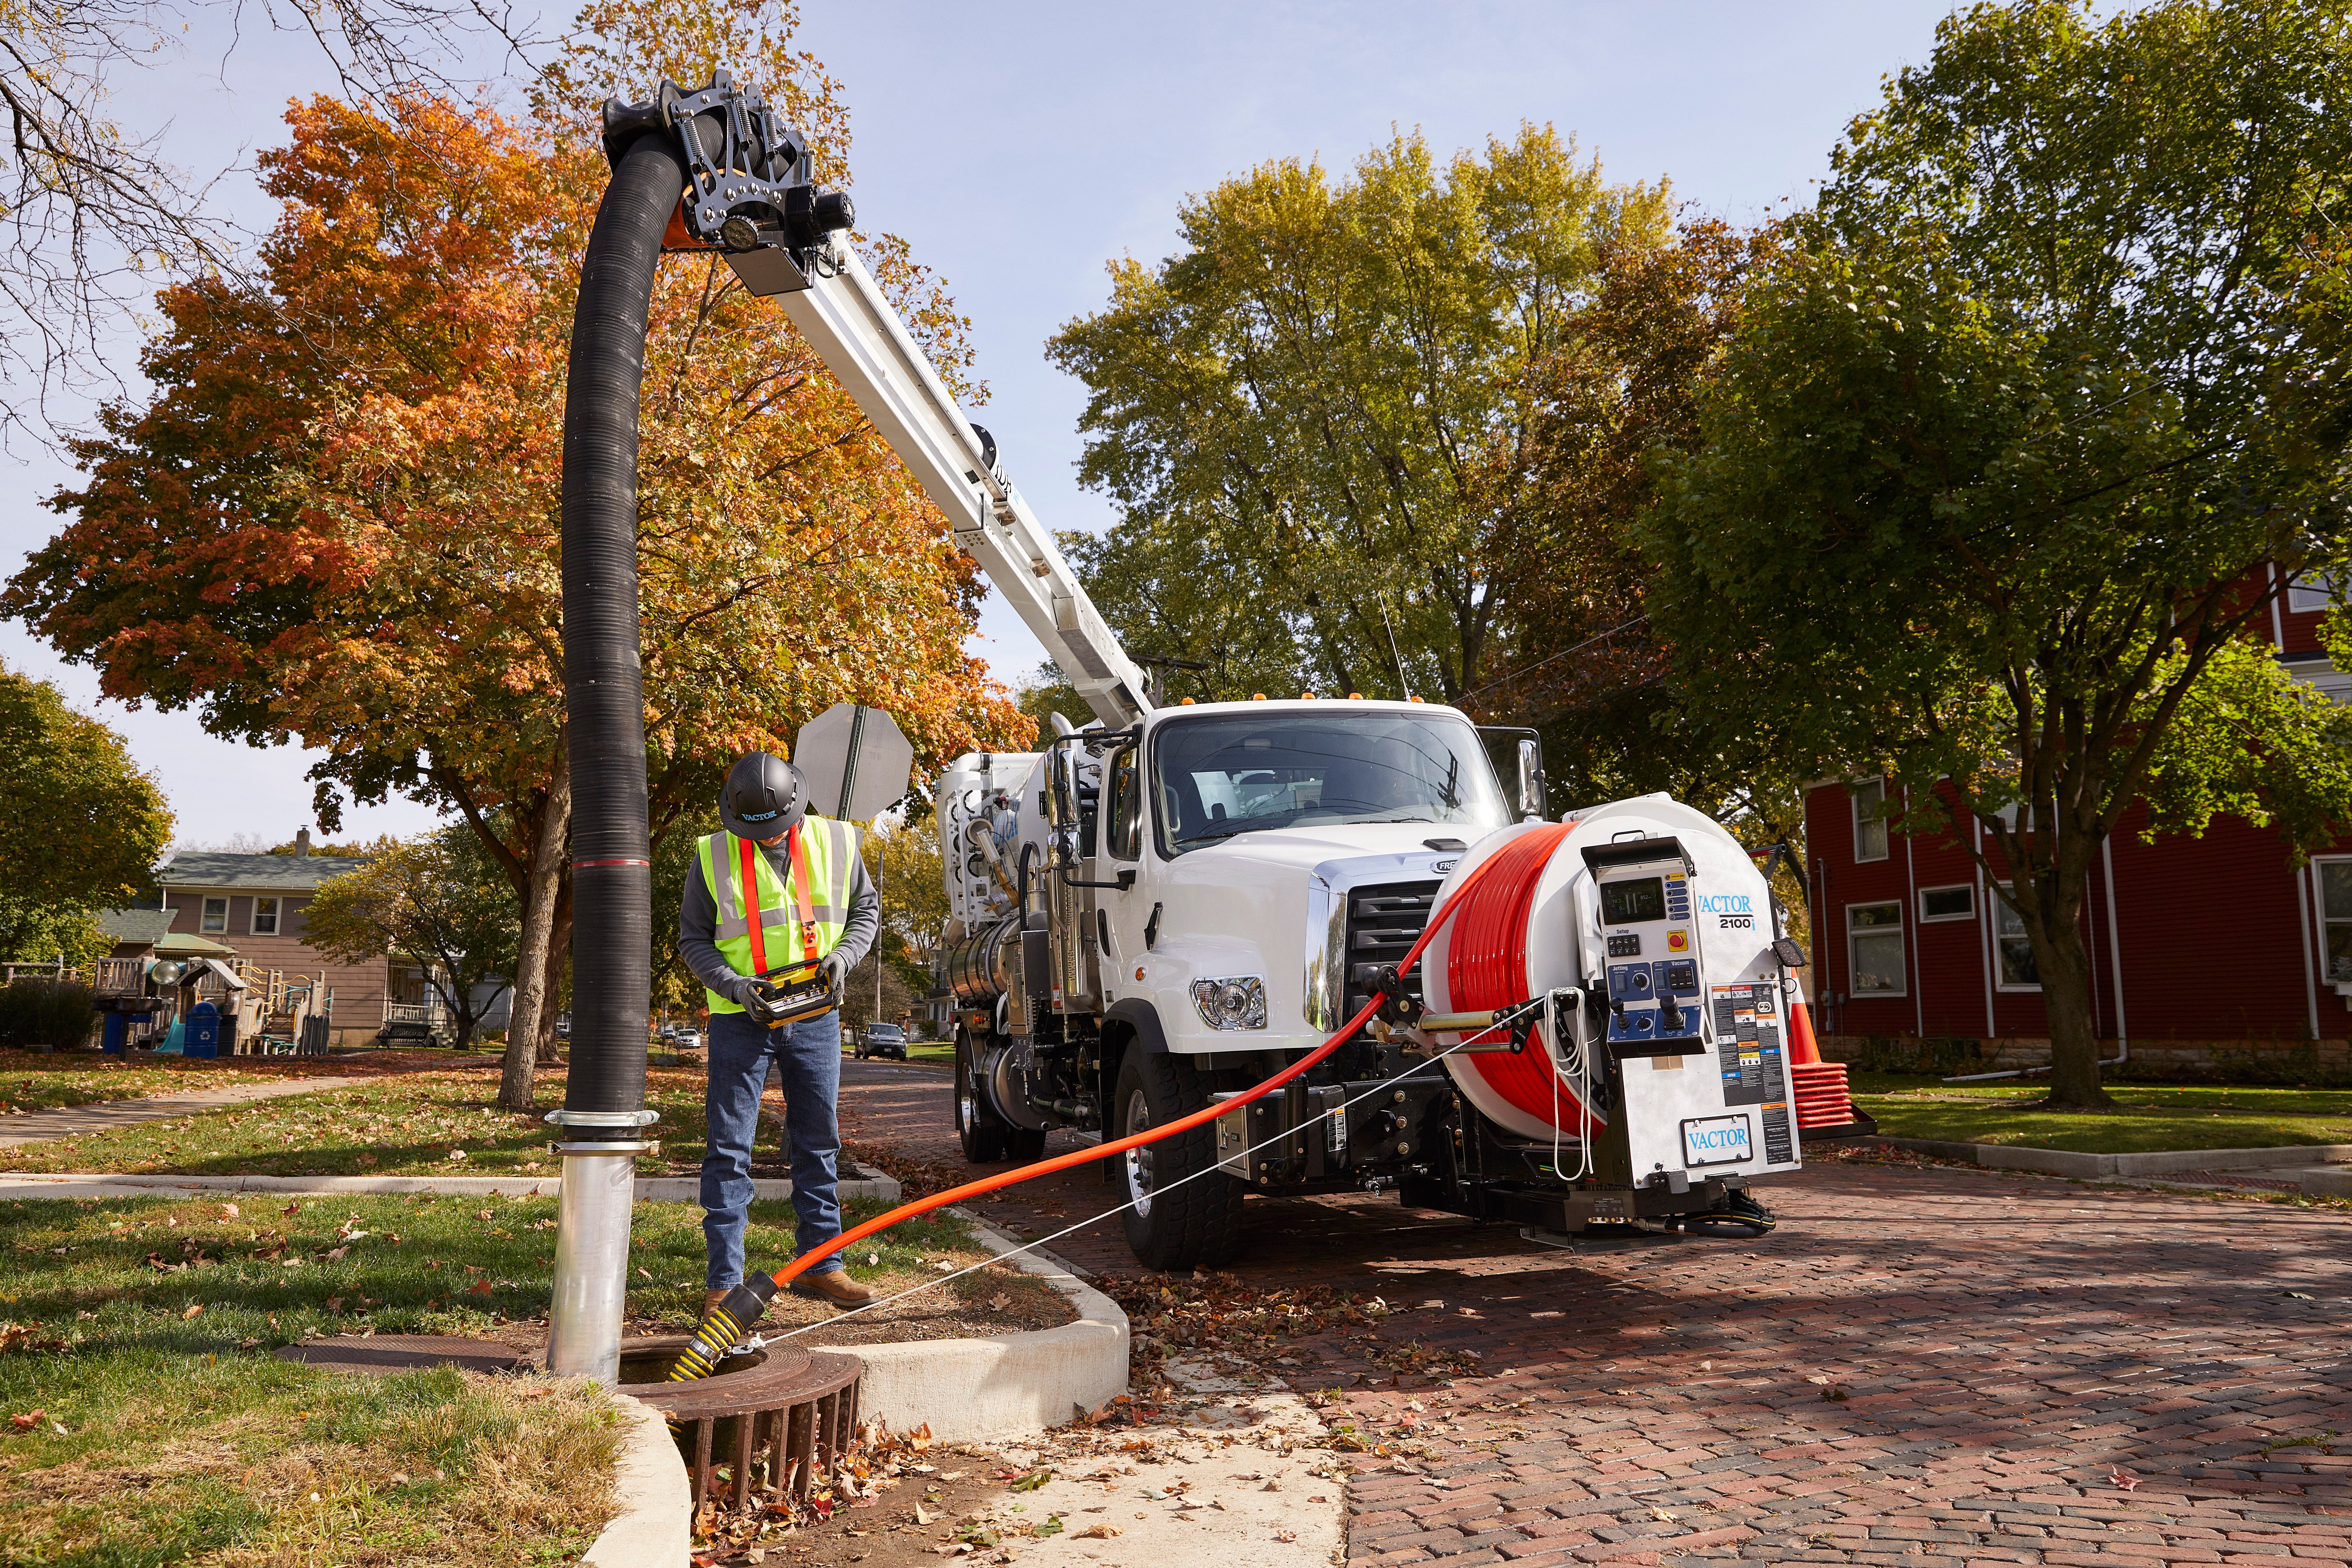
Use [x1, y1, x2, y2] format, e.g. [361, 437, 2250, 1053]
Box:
[6, 0, 1028, 1107]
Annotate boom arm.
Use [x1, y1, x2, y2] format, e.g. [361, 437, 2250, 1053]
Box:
[772, 250, 1150, 726]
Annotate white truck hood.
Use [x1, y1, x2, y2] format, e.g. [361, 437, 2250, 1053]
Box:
[1125, 819, 1488, 1054]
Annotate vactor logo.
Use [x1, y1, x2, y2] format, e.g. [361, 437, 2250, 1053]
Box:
[1694, 893, 1753, 915]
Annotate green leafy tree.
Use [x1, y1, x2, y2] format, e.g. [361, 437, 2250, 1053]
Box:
[1049, 126, 1670, 704]
[0, 663, 171, 962]
[1644, 0, 2352, 1106]
[306, 826, 521, 1048]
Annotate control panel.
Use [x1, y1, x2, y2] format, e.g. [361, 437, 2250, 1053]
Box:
[1584, 840, 1705, 1057]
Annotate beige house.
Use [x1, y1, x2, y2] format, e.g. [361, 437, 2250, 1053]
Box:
[141, 842, 394, 1048]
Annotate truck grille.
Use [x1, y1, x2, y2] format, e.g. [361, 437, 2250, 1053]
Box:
[1344, 880, 1440, 1027]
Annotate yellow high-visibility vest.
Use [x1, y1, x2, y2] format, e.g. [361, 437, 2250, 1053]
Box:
[699, 817, 862, 1015]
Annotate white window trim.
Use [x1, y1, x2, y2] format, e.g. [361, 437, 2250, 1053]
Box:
[2288, 569, 2341, 614]
[1918, 884, 1975, 922]
[2311, 855, 2352, 996]
[1989, 883, 2043, 993]
[200, 895, 229, 934]
[1845, 900, 1908, 998]
[251, 896, 281, 936]
[1853, 779, 1889, 863]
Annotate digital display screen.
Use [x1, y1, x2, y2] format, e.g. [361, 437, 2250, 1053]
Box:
[1601, 876, 1666, 926]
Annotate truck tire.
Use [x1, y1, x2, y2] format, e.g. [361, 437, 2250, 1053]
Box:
[1113, 1050, 1245, 1272]
[955, 1030, 1008, 1163]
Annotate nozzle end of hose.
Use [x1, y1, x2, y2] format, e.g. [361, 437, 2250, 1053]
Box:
[666, 1274, 779, 1386]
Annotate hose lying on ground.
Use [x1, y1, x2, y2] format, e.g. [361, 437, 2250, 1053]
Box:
[665, 846, 1518, 1385]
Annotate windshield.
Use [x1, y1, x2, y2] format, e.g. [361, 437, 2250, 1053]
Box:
[1152, 710, 1509, 855]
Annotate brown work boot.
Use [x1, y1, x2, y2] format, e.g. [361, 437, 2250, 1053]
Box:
[700, 1288, 731, 1321]
[787, 1270, 878, 1308]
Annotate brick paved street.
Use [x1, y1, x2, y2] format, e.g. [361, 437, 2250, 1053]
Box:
[836, 1062, 2352, 1566]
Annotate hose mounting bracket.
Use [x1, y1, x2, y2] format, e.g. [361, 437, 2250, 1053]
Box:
[598, 70, 855, 284]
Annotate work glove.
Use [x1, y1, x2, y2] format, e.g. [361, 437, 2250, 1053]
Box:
[721, 973, 764, 1009]
[819, 953, 848, 995]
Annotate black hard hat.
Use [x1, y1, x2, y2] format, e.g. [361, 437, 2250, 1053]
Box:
[721, 751, 808, 841]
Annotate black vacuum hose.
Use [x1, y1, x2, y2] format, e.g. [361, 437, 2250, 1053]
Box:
[558, 128, 684, 1130]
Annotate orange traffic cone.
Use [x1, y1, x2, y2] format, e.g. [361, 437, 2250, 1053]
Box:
[1785, 992, 1872, 1139]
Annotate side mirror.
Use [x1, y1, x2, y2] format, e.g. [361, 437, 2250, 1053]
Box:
[1516, 736, 1546, 820]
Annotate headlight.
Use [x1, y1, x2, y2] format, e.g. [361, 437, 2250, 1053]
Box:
[1189, 976, 1267, 1031]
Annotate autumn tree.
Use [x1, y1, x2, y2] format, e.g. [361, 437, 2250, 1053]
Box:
[1048, 126, 1670, 705]
[305, 825, 519, 1047]
[0, 662, 172, 962]
[5, 0, 1028, 1108]
[1471, 219, 1799, 825]
[1644, 0, 2352, 1106]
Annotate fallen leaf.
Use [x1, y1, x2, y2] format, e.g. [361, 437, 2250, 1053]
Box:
[1034, 1515, 1064, 1538]
[219, 1204, 239, 1219]
[988, 1294, 1011, 1311]
[8, 1410, 44, 1431]
[637, 1267, 652, 1280]
[182, 1304, 204, 1320]
[1072, 1524, 1122, 1539]
[324, 1247, 349, 1261]
[466, 1280, 494, 1296]
[2110, 1469, 2140, 1491]
[914, 1503, 937, 1525]
[1010, 1469, 1052, 1492]
[446, 1149, 467, 1161]
[1275, 1528, 1298, 1542]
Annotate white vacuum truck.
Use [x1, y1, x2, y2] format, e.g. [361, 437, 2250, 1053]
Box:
[737, 152, 1809, 1273]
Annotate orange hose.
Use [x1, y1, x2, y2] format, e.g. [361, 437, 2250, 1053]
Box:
[761, 847, 1514, 1290]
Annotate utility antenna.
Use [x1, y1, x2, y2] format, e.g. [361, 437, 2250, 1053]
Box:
[1378, 593, 1414, 702]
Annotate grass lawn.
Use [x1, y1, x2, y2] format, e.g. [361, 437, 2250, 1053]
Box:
[0, 1048, 485, 1117]
[0, 1190, 624, 1566]
[1851, 1073, 2352, 1154]
[0, 1066, 718, 1180]
[895, 1041, 953, 1068]
[0, 1189, 1030, 1565]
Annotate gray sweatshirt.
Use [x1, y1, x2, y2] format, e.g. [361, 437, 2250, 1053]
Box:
[678, 829, 881, 998]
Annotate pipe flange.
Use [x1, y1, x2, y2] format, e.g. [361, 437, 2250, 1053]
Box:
[545, 1108, 660, 1127]
[552, 1140, 657, 1155]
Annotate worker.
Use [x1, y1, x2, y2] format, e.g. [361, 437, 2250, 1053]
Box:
[680, 750, 882, 1315]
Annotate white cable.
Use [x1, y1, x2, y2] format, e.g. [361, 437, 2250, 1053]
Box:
[763, 1028, 1504, 1344]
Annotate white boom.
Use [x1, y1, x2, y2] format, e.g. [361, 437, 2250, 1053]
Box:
[770, 246, 1153, 728]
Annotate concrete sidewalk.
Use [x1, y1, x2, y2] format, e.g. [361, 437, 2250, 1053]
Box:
[0, 1076, 368, 1149]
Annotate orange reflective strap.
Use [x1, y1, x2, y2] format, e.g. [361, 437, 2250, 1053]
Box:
[739, 834, 768, 975]
[787, 824, 819, 966]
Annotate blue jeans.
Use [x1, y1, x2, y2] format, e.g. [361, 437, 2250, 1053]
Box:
[701, 1008, 845, 1289]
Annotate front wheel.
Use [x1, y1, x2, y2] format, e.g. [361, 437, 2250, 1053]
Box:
[1113, 1050, 1246, 1272]
[955, 1029, 1009, 1162]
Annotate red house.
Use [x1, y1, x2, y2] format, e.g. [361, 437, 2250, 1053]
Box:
[1801, 569, 2352, 1079]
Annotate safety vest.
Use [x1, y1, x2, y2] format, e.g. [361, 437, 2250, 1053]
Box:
[699, 817, 863, 1014]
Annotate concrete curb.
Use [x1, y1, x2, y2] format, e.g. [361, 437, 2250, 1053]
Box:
[583, 1382, 692, 1568]
[0, 1164, 903, 1204]
[847, 1208, 1128, 1444]
[1868, 1135, 2352, 1178]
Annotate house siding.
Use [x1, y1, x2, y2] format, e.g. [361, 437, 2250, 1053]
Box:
[160, 886, 390, 1047]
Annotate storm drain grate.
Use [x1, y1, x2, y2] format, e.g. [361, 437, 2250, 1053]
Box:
[617, 1335, 863, 1512]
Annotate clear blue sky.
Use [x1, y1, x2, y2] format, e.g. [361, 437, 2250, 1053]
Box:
[0, 0, 1957, 844]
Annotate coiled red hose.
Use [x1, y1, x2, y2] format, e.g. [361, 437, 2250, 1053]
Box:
[1444, 823, 1601, 1129]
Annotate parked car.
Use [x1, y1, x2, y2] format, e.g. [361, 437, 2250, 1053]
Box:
[672, 1027, 702, 1050]
[853, 1022, 907, 1060]
[554, 1013, 572, 1038]
[657, 1022, 678, 1040]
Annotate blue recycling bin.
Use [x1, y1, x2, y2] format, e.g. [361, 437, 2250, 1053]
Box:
[184, 1000, 220, 1060]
